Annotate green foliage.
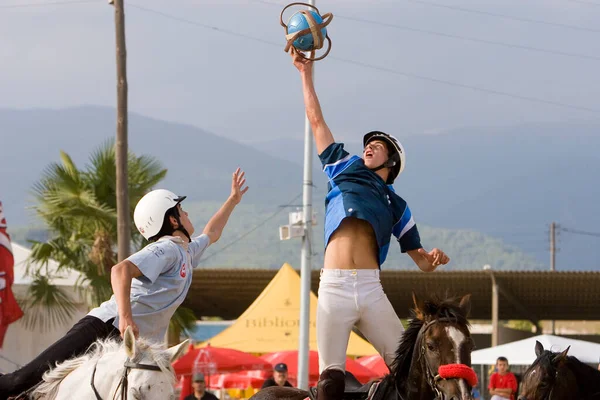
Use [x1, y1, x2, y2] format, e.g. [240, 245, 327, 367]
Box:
[506, 320, 535, 332]
[18, 274, 79, 333]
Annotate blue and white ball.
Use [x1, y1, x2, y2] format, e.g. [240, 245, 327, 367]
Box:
[287, 10, 327, 51]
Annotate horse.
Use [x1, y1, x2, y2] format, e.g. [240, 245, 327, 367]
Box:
[21, 326, 188, 400]
[250, 293, 478, 400]
[518, 340, 600, 400]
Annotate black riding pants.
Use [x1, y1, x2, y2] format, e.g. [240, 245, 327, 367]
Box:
[0, 315, 119, 400]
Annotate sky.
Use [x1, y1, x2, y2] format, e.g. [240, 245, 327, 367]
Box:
[1, 0, 599, 144]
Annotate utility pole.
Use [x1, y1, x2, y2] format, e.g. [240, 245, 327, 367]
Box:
[297, 0, 315, 390]
[550, 221, 556, 334]
[550, 222, 556, 272]
[111, 0, 130, 261]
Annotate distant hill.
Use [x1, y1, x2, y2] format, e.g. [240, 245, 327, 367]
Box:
[2, 107, 598, 269]
[8, 201, 543, 270]
[0, 106, 305, 224]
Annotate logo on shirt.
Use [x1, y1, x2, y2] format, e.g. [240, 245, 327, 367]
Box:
[180, 263, 187, 278]
[147, 245, 165, 258]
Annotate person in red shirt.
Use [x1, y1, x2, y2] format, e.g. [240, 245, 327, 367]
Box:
[488, 356, 518, 400]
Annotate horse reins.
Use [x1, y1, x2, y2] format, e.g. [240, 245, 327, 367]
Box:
[90, 358, 163, 400]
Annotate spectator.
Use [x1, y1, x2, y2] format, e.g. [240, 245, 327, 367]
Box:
[488, 357, 518, 400]
[261, 363, 293, 388]
[472, 385, 481, 399]
[184, 373, 219, 400]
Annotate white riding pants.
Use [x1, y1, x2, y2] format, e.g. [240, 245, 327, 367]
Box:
[316, 269, 405, 373]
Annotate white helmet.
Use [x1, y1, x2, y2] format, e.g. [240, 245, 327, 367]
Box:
[133, 189, 186, 240]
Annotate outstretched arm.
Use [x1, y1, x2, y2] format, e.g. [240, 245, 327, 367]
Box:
[291, 48, 334, 154]
[203, 168, 249, 244]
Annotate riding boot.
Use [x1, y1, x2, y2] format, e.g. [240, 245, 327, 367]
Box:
[317, 368, 345, 400]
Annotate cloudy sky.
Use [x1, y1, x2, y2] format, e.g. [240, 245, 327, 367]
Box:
[1, 0, 599, 143]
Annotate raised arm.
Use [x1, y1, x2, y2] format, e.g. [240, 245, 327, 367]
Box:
[291, 49, 334, 155]
[203, 168, 249, 244]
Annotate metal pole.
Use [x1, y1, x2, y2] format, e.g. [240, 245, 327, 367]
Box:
[297, 0, 315, 389]
[550, 222, 556, 272]
[491, 272, 499, 347]
[550, 222, 556, 334]
[113, 0, 130, 261]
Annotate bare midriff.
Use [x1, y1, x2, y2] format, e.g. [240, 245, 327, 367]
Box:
[323, 217, 379, 270]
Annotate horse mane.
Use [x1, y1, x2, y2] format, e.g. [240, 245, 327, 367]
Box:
[563, 354, 600, 395]
[33, 336, 176, 400]
[387, 294, 471, 393]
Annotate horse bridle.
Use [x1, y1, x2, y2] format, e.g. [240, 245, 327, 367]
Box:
[90, 357, 163, 400]
[410, 317, 471, 400]
[417, 318, 450, 400]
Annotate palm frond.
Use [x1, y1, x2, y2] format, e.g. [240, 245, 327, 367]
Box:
[170, 306, 198, 335]
[19, 274, 78, 333]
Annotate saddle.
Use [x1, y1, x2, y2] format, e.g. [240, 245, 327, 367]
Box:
[308, 372, 380, 400]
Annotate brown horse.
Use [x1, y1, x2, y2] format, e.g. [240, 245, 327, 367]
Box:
[518, 341, 600, 400]
[250, 293, 477, 400]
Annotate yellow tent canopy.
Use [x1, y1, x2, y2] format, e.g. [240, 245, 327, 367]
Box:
[197, 263, 378, 357]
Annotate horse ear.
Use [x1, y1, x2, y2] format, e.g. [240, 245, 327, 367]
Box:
[167, 339, 190, 363]
[458, 294, 471, 317]
[554, 346, 570, 363]
[412, 292, 425, 319]
[535, 340, 544, 357]
[124, 326, 136, 359]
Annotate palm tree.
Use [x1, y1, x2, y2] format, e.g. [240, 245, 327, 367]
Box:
[23, 140, 197, 338]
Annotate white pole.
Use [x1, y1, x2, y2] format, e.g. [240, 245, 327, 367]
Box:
[297, 1, 315, 390]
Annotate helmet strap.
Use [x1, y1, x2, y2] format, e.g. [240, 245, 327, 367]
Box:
[172, 208, 192, 242]
[369, 157, 396, 173]
[174, 217, 192, 242]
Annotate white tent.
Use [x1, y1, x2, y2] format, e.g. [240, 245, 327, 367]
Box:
[0, 243, 88, 373]
[11, 242, 83, 292]
[471, 334, 600, 365]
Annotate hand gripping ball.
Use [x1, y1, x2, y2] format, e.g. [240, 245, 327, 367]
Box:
[280, 2, 333, 61]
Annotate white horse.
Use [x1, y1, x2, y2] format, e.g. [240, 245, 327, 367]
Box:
[29, 326, 188, 400]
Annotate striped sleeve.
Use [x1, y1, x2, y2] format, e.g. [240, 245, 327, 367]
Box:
[392, 205, 422, 253]
[318, 142, 360, 180]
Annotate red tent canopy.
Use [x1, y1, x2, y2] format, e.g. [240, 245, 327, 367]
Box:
[209, 372, 267, 389]
[172, 343, 272, 376]
[357, 354, 389, 377]
[261, 350, 378, 384]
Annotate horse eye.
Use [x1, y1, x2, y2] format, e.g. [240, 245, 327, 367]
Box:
[426, 342, 437, 352]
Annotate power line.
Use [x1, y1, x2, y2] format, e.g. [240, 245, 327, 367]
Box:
[127, 3, 600, 114]
[327, 56, 600, 113]
[559, 227, 600, 238]
[406, 0, 600, 33]
[128, 3, 279, 47]
[335, 15, 600, 61]
[251, 0, 600, 61]
[199, 192, 303, 263]
[0, 0, 96, 9]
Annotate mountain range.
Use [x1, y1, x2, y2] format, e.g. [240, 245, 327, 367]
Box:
[2, 106, 598, 270]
